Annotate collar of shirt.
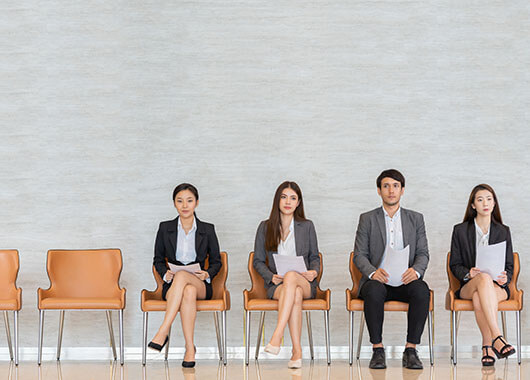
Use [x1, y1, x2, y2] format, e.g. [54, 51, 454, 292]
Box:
[383, 206, 401, 221]
[474, 219, 490, 246]
[178, 216, 197, 236]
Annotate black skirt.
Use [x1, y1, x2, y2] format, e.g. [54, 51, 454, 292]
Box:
[162, 280, 213, 301]
[455, 281, 509, 300]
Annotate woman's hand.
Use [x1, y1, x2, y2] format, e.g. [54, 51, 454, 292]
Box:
[272, 274, 283, 285]
[195, 270, 210, 281]
[302, 270, 318, 282]
[496, 271, 508, 286]
[165, 270, 175, 282]
[469, 267, 481, 278]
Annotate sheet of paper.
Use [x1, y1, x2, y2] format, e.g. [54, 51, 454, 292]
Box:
[380, 245, 410, 287]
[168, 262, 202, 274]
[476, 241, 506, 280]
[273, 254, 308, 276]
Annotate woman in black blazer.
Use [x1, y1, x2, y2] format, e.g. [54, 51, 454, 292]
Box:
[450, 184, 515, 366]
[253, 181, 320, 369]
[148, 183, 221, 368]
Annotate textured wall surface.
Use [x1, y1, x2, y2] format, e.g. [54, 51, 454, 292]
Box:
[1, 1, 529, 353]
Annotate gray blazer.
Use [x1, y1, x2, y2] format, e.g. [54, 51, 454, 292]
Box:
[253, 219, 320, 298]
[353, 207, 429, 296]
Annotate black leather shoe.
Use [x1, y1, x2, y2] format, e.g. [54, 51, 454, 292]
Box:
[182, 346, 196, 368]
[369, 347, 386, 369]
[148, 336, 168, 352]
[402, 347, 423, 369]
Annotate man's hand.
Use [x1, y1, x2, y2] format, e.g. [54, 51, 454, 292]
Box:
[401, 268, 418, 285]
[372, 268, 389, 283]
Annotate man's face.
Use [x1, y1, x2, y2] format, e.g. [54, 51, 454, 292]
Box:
[377, 177, 404, 207]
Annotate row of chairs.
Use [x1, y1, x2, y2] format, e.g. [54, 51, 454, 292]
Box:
[0, 249, 523, 367]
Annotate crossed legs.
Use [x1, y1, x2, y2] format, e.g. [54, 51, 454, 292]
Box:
[151, 271, 206, 361]
[269, 271, 311, 361]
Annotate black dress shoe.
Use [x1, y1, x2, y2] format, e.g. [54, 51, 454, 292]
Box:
[369, 347, 386, 369]
[148, 336, 169, 352]
[182, 346, 196, 368]
[402, 347, 423, 369]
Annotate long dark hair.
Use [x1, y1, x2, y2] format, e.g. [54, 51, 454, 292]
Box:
[463, 184, 503, 224]
[265, 181, 306, 251]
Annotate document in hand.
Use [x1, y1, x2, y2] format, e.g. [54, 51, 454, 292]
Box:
[273, 254, 308, 276]
[168, 262, 202, 274]
[476, 241, 506, 280]
[380, 245, 410, 287]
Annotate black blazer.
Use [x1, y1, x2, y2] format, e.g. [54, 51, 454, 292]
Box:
[153, 216, 221, 281]
[450, 219, 514, 289]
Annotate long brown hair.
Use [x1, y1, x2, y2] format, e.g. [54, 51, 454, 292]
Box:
[265, 181, 306, 251]
[463, 184, 503, 224]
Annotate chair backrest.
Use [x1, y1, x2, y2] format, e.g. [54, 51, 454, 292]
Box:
[150, 251, 228, 300]
[349, 251, 362, 297]
[45, 249, 123, 298]
[0, 250, 19, 299]
[246, 251, 325, 299]
[446, 251, 520, 300]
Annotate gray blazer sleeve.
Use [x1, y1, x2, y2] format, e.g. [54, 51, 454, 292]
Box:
[308, 220, 320, 273]
[253, 221, 274, 286]
[353, 213, 377, 277]
[411, 213, 429, 277]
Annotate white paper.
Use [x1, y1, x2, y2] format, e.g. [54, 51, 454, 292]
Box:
[380, 245, 410, 287]
[476, 241, 506, 280]
[273, 254, 308, 276]
[168, 262, 202, 274]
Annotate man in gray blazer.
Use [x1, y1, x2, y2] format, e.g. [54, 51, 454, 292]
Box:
[353, 169, 430, 370]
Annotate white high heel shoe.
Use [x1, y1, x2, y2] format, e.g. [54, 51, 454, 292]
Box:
[264, 343, 281, 355]
[288, 358, 302, 368]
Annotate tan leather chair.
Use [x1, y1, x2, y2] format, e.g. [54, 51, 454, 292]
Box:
[445, 251, 523, 365]
[243, 251, 331, 365]
[346, 252, 434, 365]
[140, 251, 230, 365]
[37, 249, 126, 365]
[0, 250, 22, 365]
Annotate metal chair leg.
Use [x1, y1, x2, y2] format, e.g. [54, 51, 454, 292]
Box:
[501, 311, 507, 339]
[14, 311, 19, 366]
[324, 310, 331, 365]
[221, 310, 227, 366]
[255, 312, 265, 360]
[3, 311, 13, 361]
[516, 310, 521, 365]
[452, 311, 458, 365]
[428, 310, 434, 365]
[164, 326, 171, 361]
[214, 312, 223, 361]
[348, 311, 353, 366]
[306, 311, 314, 361]
[38, 310, 45, 365]
[245, 310, 250, 366]
[142, 312, 148, 366]
[356, 313, 365, 360]
[57, 310, 65, 360]
[118, 310, 124, 365]
[106, 311, 117, 361]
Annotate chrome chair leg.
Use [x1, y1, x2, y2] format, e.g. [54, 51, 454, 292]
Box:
[306, 311, 314, 361]
[516, 310, 521, 365]
[165, 326, 171, 361]
[38, 310, 45, 365]
[118, 310, 124, 365]
[245, 310, 250, 366]
[501, 311, 507, 339]
[348, 311, 353, 365]
[324, 310, 331, 365]
[106, 311, 117, 361]
[428, 310, 434, 365]
[255, 312, 265, 360]
[452, 311, 458, 365]
[214, 312, 223, 361]
[14, 310, 19, 366]
[3, 311, 13, 361]
[356, 313, 365, 360]
[142, 312, 148, 366]
[57, 310, 65, 360]
[221, 310, 227, 366]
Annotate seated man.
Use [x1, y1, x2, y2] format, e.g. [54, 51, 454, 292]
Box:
[353, 169, 430, 370]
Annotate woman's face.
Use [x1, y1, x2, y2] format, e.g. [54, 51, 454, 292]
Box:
[174, 189, 198, 219]
[278, 187, 300, 216]
[472, 189, 495, 218]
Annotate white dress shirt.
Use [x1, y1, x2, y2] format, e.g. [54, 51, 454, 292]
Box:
[164, 217, 199, 283]
[475, 219, 490, 248]
[278, 218, 296, 256]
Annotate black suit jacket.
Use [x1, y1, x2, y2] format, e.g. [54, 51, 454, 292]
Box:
[449, 219, 513, 289]
[153, 216, 221, 281]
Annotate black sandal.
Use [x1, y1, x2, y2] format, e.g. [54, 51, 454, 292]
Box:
[491, 335, 515, 359]
[481, 345, 495, 366]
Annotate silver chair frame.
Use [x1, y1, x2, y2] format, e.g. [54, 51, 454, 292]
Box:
[3, 311, 19, 365]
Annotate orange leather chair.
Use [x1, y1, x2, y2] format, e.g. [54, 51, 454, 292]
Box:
[346, 252, 434, 365]
[37, 249, 126, 365]
[140, 251, 230, 365]
[0, 250, 22, 365]
[446, 251, 523, 365]
[243, 252, 331, 365]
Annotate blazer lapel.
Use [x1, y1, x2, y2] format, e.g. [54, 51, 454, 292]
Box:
[168, 217, 178, 254]
[467, 221, 476, 257]
[195, 217, 205, 257]
[376, 207, 386, 247]
[489, 220, 501, 244]
[401, 209, 411, 248]
[294, 220, 303, 256]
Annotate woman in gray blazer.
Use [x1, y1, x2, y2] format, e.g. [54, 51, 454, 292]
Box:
[253, 181, 320, 369]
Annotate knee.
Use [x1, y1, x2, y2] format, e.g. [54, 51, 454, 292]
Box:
[182, 285, 197, 301]
[476, 272, 493, 286]
[362, 280, 387, 301]
[408, 280, 430, 301]
[283, 271, 298, 286]
[172, 271, 188, 285]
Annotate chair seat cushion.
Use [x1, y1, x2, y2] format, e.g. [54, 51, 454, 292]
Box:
[142, 299, 227, 312]
[347, 299, 409, 312]
[452, 299, 522, 312]
[39, 297, 123, 309]
[246, 298, 329, 311]
[0, 299, 19, 310]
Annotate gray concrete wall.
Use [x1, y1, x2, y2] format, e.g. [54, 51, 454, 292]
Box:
[1, 1, 529, 354]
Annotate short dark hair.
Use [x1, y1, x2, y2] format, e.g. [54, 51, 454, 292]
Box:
[172, 183, 199, 201]
[376, 169, 405, 188]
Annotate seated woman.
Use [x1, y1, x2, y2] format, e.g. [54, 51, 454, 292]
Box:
[450, 184, 515, 366]
[148, 183, 221, 368]
[253, 181, 320, 369]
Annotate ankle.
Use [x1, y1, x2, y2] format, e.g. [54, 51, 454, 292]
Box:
[372, 344, 384, 349]
[405, 343, 416, 349]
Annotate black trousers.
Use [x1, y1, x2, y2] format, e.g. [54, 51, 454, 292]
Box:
[359, 279, 430, 345]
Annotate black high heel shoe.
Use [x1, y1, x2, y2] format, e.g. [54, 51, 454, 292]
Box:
[182, 346, 196, 368]
[148, 336, 169, 352]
